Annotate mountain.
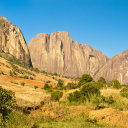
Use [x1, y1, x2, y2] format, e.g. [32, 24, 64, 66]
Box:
[94, 50, 128, 85]
[0, 16, 32, 65]
[28, 31, 108, 77]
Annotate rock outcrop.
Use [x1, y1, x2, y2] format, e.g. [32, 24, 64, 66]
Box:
[28, 31, 108, 77]
[94, 50, 128, 84]
[0, 16, 32, 65]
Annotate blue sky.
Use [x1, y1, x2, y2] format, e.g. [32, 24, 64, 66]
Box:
[0, 0, 128, 58]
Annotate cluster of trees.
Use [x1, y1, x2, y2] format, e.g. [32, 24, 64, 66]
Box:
[44, 74, 123, 102]
[0, 87, 16, 126]
[67, 75, 116, 108]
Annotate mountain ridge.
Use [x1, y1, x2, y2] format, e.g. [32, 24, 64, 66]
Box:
[28, 31, 108, 78]
[0, 16, 32, 66]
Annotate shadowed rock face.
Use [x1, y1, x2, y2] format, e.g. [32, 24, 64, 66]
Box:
[0, 16, 32, 65]
[28, 31, 108, 77]
[94, 50, 128, 84]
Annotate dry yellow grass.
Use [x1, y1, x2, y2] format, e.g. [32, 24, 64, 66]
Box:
[101, 88, 121, 97]
[0, 55, 76, 107]
[89, 107, 128, 127]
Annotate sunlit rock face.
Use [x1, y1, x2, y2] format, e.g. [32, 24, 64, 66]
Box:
[28, 31, 108, 77]
[94, 50, 128, 84]
[0, 16, 32, 65]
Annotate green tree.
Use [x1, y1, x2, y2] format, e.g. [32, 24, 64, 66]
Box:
[111, 79, 121, 89]
[68, 91, 82, 102]
[51, 91, 63, 101]
[34, 86, 38, 89]
[0, 87, 16, 124]
[21, 82, 25, 86]
[57, 79, 63, 88]
[80, 83, 100, 102]
[78, 74, 93, 88]
[44, 83, 50, 90]
[66, 82, 77, 90]
[98, 77, 106, 84]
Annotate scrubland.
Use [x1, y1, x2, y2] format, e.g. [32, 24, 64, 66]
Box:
[0, 52, 128, 128]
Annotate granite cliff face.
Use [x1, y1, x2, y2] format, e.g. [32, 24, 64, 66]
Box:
[28, 31, 108, 77]
[0, 16, 32, 65]
[94, 50, 128, 84]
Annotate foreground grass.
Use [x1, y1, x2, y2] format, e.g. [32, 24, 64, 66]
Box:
[3, 109, 123, 128]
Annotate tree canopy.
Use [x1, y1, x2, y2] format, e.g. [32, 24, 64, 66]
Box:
[78, 74, 93, 88]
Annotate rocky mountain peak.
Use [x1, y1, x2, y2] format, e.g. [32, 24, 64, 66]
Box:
[94, 50, 128, 84]
[28, 31, 108, 77]
[0, 16, 32, 65]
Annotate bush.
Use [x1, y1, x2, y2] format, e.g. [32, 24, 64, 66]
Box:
[120, 89, 128, 99]
[0, 71, 4, 75]
[120, 87, 128, 92]
[68, 91, 82, 102]
[80, 83, 100, 102]
[21, 82, 25, 86]
[54, 72, 58, 76]
[68, 82, 101, 103]
[44, 83, 50, 90]
[9, 70, 13, 77]
[98, 77, 106, 84]
[112, 79, 121, 89]
[34, 68, 39, 73]
[91, 95, 105, 108]
[30, 77, 34, 80]
[78, 74, 93, 88]
[57, 79, 63, 88]
[105, 95, 115, 104]
[46, 80, 51, 83]
[34, 86, 38, 89]
[23, 76, 29, 79]
[66, 82, 77, 90]
[51, 91, 63, 101]
[0, 87, 16, 124]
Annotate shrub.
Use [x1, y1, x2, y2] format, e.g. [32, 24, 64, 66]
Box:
[34, 86, 38, 89]
[112, 79, 121, 89]
[9, 70, 13, 77]
[44, 83, 50, 90]
[30, 77, 34, 80]
[98, 77, 106, 84]
[57, 79, 63, 88]
[0, 71, 4, 75]
[91, 95, 105, 108]
[105, 95, 115, 104]
[80, 83, 100, 102]
[0, 87, 16, 124]
[23, 76, 29, 79]
[34, 68, 39, 73]
[68, 91, 82, 102]
[46, 80, 51, 83]
[51, 91, 63, 101]
[66, 82, 77, 90]
[78, 74, 93, 88]
[68, 82, 102, 104]
[120, 87, 128, 92]
[54, 72, 58, 76]
[21, 82, 25, 86]
[120, 89, 128, 99]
